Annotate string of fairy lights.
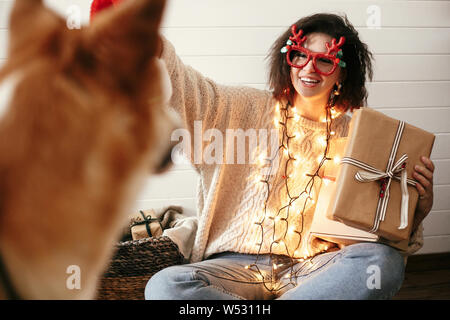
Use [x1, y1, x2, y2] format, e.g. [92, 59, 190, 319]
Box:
[246, 91, 341, 292]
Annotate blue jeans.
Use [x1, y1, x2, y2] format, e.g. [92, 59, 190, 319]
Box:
[145, 242, 405, 300]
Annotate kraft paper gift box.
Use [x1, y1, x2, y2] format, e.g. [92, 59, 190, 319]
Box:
[130, 209, 163, 240]
[310, 138, 379, 247]
[325, 108, 435, 243]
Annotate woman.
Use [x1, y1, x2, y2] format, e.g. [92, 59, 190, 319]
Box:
[143, 13, 435, 299]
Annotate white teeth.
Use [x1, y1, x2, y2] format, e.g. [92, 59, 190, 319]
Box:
[300, 77, 320, 83]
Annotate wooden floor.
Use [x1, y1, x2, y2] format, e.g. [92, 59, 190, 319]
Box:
[393, 252, 450, 300]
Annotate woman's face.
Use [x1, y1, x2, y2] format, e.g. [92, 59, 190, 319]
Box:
[290, 32, 342, 101]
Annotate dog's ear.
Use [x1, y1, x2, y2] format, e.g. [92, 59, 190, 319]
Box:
[83, 0, 166, 88]
[7, 0, 66, 57]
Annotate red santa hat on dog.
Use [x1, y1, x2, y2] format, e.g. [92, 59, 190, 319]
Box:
[90, 0, 123, 21]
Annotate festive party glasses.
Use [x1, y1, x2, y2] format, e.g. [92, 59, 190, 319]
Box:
[281, 25, 347, 76]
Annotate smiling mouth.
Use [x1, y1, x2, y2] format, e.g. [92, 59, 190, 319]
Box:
[300, 77, 321, 86]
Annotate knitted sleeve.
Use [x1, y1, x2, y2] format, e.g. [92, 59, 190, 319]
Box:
[159, 36, 273, 167]
[406, 222, 424, 255]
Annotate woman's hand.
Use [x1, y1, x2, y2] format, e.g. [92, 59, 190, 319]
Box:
[412, 156, 435, 231]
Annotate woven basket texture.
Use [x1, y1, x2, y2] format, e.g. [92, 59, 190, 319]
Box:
[96, 236, 184, 300]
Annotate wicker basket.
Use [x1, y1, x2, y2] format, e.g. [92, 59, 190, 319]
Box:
[96, 236, 185, 300]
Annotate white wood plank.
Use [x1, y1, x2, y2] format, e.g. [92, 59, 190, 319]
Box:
[136, 170, 199, 200]
[379, 108, 450, 134]
[0, 1, 13, 29]
[163, 0, 450, 28]
[1, 0, 449, 29]
[433, 185, 450, 212]
[2, 0, 449, 29]
[432, 134, 450, 159]
[0, 29, 7, 59]
[433, 160, 450, 185]
[132, 198, 197, 217]
[372, 55, 450, 81]
[0, 0, 92, 29]
[43, 0, 92, 26]
[169, 163, 197, 171]
[367, 82, 450, 109]
[358, 28, 450, 55]
[162, 27, 450, 56]
[415, 235, 450, 254]
[422, 210, 450, 237]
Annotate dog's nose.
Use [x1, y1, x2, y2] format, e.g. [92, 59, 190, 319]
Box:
[154, 141, 177, 174]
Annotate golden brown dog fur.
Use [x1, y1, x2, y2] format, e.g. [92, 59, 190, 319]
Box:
[0, 0, 177, 299]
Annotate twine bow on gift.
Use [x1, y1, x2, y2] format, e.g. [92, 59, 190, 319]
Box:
[131, 210, 163, 237]
[340, 121, 417, 233]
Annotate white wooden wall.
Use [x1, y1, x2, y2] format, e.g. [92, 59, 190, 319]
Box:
[0, 0, 449, 254]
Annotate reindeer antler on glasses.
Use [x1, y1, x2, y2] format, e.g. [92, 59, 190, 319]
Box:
[281, 24, 347, 69]
[281, 25, 306, 53]
[325, 37, 347, 68]
[325, 37, 345, 55]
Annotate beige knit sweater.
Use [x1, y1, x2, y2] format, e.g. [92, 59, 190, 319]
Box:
[160, 37, 424, 263]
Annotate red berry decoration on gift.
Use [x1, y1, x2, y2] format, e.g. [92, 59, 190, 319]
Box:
[379, 178, 388, 198]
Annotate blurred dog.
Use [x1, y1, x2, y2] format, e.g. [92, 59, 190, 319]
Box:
[0, 0, 178, 299]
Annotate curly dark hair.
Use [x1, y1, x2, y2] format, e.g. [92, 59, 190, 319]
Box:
[267, 13, 374, 112]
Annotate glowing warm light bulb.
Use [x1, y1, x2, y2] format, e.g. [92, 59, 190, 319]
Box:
[254, 173, 263, 182]
[317, 155, 323, 163]
[274, 117, 279, 128]
[330, 108, 339, 118]
[330, 131, 336, 135]
[258, 154, 266, 165]
[317, 137, 327, 147]
[334, 156, 341, 164]
[323, 178, 331, 186]
[254, 215, 263, 224]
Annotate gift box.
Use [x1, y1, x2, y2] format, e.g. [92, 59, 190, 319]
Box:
[326, 108, 435, 242]
[310, 138, 379, 247]
[130, 209, 163, 240]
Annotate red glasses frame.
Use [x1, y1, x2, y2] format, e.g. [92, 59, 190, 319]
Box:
[286, 47, 340, 76]
[282, 25, 346, 76]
